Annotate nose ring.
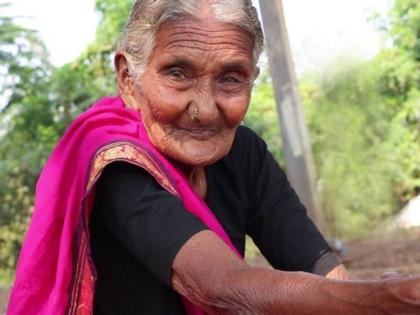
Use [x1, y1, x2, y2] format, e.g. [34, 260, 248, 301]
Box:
[189, 104, 199, 122]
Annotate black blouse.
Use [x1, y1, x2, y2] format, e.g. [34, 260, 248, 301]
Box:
[90, 126, 339, 315]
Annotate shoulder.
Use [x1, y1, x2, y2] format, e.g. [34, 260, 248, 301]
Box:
[228, 126, 289, 196]
[99, 161, 150, 186]
[226, 125, 272, 176]
[230, 125, 268, 160]
[218, 125, 274, 189]
[233, 125, 266, 146]
[96, 161, 165, 203]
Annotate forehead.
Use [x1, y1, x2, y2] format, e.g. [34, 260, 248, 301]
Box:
[150, 18, 254, 68]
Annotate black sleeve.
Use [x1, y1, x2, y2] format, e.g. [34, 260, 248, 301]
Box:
[93, 161, 208, 286]
[243, 129, 339, 275]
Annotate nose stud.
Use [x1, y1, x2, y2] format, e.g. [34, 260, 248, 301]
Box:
[189, 104, 199, 122]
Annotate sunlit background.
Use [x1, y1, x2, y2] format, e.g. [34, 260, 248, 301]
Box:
[4, 0, 388, 69]
[0, 0, 419, 311]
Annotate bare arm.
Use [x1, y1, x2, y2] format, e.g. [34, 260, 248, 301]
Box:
[172, 230, 420, 314]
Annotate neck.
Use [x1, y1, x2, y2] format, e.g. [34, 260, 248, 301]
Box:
[171, 161, 207, 199]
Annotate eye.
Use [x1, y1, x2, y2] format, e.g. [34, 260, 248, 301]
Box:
[168, 69, 187, 80]
[220, 75, 240, 84]
[217, 71, 250, 94]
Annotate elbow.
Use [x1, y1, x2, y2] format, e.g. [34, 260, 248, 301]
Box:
[170, 230, 258, 313]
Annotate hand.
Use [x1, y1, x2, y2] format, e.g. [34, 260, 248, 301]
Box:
[378, 275, 420, 314]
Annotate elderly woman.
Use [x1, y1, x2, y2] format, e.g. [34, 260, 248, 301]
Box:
[7, 0, 420, 314]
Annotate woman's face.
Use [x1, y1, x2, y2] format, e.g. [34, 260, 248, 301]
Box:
[121, 18, 255, 167]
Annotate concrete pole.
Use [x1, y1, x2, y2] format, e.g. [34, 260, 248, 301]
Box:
[258, 0, 325, 232]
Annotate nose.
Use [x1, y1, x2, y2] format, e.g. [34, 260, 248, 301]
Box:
[193, 89, 219, 125]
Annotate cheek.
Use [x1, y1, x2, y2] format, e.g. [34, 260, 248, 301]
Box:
[140, 77, 191, 123]
[218, 94, 250, 126]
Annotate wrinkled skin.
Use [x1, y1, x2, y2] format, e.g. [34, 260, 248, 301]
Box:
[172, 230, 420, 315]
[116, 17, 256, 171]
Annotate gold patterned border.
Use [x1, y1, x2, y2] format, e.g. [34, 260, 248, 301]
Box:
[87, 142, 178, 196]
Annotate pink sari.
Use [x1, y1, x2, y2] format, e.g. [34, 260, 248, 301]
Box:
[7, 96, 241, 315]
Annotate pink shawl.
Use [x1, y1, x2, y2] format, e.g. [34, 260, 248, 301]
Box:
[7, 96, 240, 315]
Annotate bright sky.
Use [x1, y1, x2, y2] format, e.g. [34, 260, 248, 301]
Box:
[5, 0, 390, 72]
[4, 0, 100, 66]
[280, 0, 390, 72]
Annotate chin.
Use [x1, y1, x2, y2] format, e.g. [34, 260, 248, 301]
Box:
[188, 155, 219, 167]
[175, 151, 222, 167]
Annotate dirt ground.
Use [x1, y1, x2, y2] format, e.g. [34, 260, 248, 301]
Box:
[342, 228, 420, 279]
[247, 228, 420, 279]
[1, 228, 420, 313]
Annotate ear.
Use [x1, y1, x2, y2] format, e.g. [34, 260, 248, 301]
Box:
[114, 51, 134, 96]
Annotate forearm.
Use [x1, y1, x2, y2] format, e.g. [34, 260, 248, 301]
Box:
[172, 231, 420, 314]
[198, 268, 374, 314]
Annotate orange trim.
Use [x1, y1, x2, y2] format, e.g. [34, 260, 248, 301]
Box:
[87, 142, 178, 196]
[68, 227, 86, 315]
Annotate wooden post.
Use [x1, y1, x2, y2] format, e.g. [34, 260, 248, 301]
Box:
[258, 0, 325, 232]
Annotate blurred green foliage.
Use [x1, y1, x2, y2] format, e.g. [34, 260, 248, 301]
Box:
[0, 0, 419, 282]
[246, 0, 419, 238]
[0, 0, 131, 283]
[300, 61, 400, 238]
[245, 74, 283, 162]
[0, 2, 57, 282]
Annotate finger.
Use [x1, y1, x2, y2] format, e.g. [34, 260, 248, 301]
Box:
[380, 272, 412, 280]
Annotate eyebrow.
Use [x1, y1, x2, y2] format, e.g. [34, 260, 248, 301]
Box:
[221, 61, 252, 73]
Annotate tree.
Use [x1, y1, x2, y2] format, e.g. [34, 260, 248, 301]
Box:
[0, 0, 133, 282]
[374, 0, 420, 203]
[0, 3, 56, 282]
[298, 0, 419, 237]
[300, 60, 397, 238]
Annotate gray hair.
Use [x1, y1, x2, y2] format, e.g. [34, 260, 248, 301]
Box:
[118, 0, 264, 77]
